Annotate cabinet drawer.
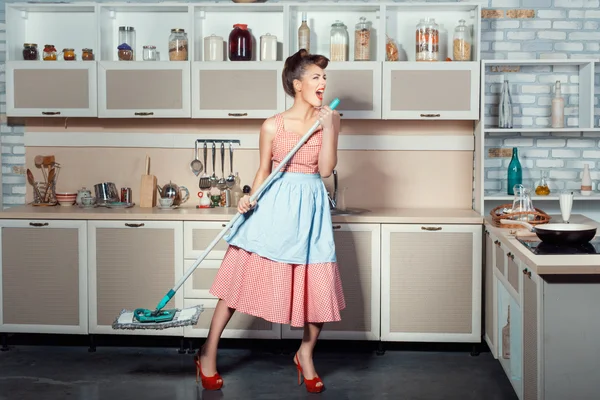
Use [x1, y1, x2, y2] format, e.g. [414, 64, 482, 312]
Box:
[383, 62, 479, 120]
[192, 62, 285, 118]
[183, 221, 229, 259]
[98, 62, 190, 118]
[7, 61, 97, 117]
[183, 299, 280, 339]
[183, 258, 220, 299]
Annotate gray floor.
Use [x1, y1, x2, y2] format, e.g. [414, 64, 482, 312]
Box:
[0, 344, 517, 400]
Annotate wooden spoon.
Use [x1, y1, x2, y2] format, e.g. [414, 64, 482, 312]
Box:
[44, 167, 56, 203]
[26, 169, 42, 203]
[34, 155, 47, 183]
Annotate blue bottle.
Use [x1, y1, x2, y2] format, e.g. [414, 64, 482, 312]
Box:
[507, 147, 522, 195]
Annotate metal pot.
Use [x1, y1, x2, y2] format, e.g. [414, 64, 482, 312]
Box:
[157, 181, 189, 206]
[501, 219, 597, 245]
[94, 182, 119, 204]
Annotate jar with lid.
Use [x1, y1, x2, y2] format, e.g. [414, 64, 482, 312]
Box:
[22, 43, 38, 60]
[330, 21, 349, 61]
[117, 43, 133, 61]
[169, 29, 188, 61]
[118, 26, 136, 60]
[63, 48, 76, 61]
[452, 19, 472, 61]
[415, 18, 439, 61]
[43, 44, 57, 61]
[143, 45, 158, 61]
[229, 24, 252, 61]
[354, 17, 371, 61]
[260, 33, 277, 61]
[204, 34, 224, 61]
[82, 48, 94, 61]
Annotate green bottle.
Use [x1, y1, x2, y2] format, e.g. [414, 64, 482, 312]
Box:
[507, 147, 522, 195]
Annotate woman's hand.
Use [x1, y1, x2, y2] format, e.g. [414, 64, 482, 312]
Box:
[316, 105, 336, 132]
[238, 195, 256, 214]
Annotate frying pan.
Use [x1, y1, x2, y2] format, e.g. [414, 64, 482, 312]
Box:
[501, 219, 597, 245]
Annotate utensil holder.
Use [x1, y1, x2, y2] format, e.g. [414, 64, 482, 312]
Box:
[32, 180, 57, 206]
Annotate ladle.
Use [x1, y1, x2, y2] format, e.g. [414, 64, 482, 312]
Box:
[226, 143, 235, 188]
[217, 142, 227, 190]
[190, 141, 203, 176]
[209, 142, 218, 188]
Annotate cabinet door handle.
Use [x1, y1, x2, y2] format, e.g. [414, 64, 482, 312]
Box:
[332, 225, 342, 229]
[507, 252, 514, 260]
[125, 223, 145, 228]
[42, 111, 61, 115]
[228, 113, 248, 117]
[29, 222, 49, 227]
[420, 113, 441, 118]
[421, 226, 442, 231]
[522, 268, 531, 278]
[494, 240, 501, 246]
[134, 112, 154, 116]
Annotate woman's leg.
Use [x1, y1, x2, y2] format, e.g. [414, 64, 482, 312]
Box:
[295, 322, 324, 384]
[199, 299, 236, 376]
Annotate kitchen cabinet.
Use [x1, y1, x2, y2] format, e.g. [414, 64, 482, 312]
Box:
[183, 221, 230, 260]
[382, 62, 480, 120]
[483, 228, 497, 357]
[87, 220, 184, 336]
[98, 61, 191, 118]
[281, 223, 381, 341]
[381, 223, 482, 342]
[6, 61, 98, 117]
[0, 220, 88, 334]
[192, 62, 285, 119]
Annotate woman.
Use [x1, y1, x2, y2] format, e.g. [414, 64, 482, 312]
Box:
[194, 49, 346, 394]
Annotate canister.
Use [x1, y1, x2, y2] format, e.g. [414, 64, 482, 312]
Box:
[204, 34, 224, 61]
[260, 33, 277, 61]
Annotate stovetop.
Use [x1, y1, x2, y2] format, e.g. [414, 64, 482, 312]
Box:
[517, 238, 600, 255]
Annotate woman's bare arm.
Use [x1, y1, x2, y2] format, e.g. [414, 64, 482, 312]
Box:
[318, 108, 341, 178]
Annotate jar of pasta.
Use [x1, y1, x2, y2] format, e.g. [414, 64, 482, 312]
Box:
[63, 48, 76, 61]
[354, 17, 371, 61]
[415, 18, 439, 62]
[452, 19, 472, 61]
[169, 28, 188, 61]
[330, 21, 349, 62]
[43, 44, 57, 61]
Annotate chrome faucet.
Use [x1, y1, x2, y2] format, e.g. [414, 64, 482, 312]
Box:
[327, 170, 338, 210]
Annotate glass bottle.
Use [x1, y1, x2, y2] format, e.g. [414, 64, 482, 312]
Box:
[354, 17, 371, 61]
[118, 26, 136, 60]
[498, 80, 513, 128]
[298, 12, 310, 52]
[551, 80, 565, 128]
[452, 19, 472, 61]
[229, 24, 252, 61]
[169, 28, 188, 61]
[330, 21, 349, 61]
[535, 170, 550, 196]
[415, 18, 439, 61]
[507, 147, 522, 196]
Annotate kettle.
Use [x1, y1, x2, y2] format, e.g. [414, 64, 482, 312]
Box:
[157, 181, 190, 206]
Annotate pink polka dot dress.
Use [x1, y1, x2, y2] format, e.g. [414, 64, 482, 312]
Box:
[210, 113, 346, 327]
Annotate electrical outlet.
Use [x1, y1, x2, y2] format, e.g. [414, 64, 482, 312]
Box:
[488, 148, 513, 158]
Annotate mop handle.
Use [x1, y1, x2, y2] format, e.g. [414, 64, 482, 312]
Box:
[154, 98, 341, 312]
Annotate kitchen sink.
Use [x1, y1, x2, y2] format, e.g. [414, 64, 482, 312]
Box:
[330, 207, 370, 216]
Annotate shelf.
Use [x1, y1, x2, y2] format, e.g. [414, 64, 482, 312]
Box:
[483, 59, 599, 66]
[484, 191, 600, 201]
[484, 127, 600, 134]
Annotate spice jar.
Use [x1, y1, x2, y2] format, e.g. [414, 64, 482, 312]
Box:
[43, 44, 57, 61]
[354, 17, 371, 61]
[169, 28, 188, 61]
[143, 45, 158, 61]
[22, 43, 38, 60]
[229, 24, 252, 61]
[63, 48, 76, 61]
[452, 19, 472, 61]
[82, 48, 94, 61]
[330, 21, 349, 61]
[117, 43, 133, 61]
[415, 18, 439, 62]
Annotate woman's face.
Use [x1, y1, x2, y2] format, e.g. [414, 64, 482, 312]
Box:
[295, 64, 327, 107]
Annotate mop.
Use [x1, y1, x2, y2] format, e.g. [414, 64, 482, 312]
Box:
[113, 97, 341, 330]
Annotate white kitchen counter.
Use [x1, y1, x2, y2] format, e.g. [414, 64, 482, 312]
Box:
[0, 204, 483, 224]
[484, 214, 600, 275]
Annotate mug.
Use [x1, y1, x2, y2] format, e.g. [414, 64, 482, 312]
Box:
[159, 197, 174, 207]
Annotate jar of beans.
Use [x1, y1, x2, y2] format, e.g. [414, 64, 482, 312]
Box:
[22, 43, 38, 60]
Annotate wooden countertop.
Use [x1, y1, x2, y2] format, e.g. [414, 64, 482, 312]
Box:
[484, 215, 600, 275]
[0, 204, 483, 224]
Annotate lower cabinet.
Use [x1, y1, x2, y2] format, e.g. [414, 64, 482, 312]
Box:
[0, 220, 88, 334]
[484, 228, 498, 357]
[87, 220, 184, 336]
[381, 223, 482, 342]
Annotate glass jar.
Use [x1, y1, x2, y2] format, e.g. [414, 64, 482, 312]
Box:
[117, 43, 133, 61]
[43, 44, 57, 61]
[330, 21, 349, 62]
[143, 45, 158, 61]
[82, 48, 94, 61]
[229, 24, 252, 61]
[118, 26, 136, 60]
[354, 17, 371, 61]
[63, 48, 76, 61]
[22, 43, 38, 60]
[415, 18, 439, 62]
[169, 28, 188, 61]
[453, 19, 472, 61]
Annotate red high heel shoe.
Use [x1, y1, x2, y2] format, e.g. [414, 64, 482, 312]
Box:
[194, 353, 223, 390]
[294, 353, 324, 393]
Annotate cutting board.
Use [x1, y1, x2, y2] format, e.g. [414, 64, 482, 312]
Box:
[139, 154, 157, 208]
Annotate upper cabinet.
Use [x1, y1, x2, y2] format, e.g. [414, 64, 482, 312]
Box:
[5, 2, 482, 121]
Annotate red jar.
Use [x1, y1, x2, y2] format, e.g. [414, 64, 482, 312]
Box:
[228, 24, 252, 61]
